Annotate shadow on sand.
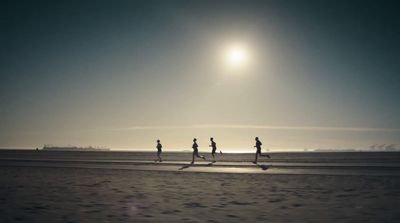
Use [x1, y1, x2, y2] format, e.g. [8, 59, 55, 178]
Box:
[257, 164, 269, 171]
[179, 161, 217, 170]
[178, 162, 269, 171]
[179, 164, 192, 170]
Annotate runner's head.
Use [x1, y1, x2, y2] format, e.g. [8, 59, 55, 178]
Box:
[157, 139, 160, 143]
[255, 137, 259, 141]
[193, 138, 197, 142]
[210, 137, 213, 141]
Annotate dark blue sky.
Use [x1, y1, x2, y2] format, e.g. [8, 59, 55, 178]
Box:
[1, 0, 399, 150]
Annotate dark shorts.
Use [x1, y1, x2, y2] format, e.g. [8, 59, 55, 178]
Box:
[193, 148, 199, 155]
[256, 148, 261, 155]
[157, 150, 162, 155]
[212, 148, 217, 154]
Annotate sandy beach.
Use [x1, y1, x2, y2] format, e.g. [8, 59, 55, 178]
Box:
[1, 154, 400, 222]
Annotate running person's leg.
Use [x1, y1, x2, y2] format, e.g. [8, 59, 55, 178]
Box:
[194, 149, 205, 160]
[157, 151, 162, 162]
[196, 153, 206, 160]
[259, 151, 271, 158]
[191, 150, 196, 164]
[254, 149, 261, 163]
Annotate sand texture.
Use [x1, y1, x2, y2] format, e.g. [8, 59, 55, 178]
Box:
[1, 166, 400, 223]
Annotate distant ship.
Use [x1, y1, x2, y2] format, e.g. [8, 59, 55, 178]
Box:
[42, 145, 110, 152]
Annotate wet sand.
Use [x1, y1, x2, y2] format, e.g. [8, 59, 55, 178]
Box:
[1, 159, 400, 176]
[1, 166, 400, 223]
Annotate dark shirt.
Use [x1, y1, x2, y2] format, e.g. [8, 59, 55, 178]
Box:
[211, 141, 217, 149]
[192, 142, 198, 150]
[157, 143, 162, 152]
[256, 140, 262, 149]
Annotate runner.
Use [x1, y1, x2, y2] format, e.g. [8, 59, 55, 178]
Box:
[253, 137, 270, 164]
[209, 137, 221, 162]
[191, 138, 206, 164]
[155, 139, 162, 162]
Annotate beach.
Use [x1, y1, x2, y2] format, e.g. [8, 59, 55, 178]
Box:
[2, 0, 400, 222]
[1, 151, 400, 222]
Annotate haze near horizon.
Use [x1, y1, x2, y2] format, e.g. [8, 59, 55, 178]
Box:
[1, 0, 399, 151]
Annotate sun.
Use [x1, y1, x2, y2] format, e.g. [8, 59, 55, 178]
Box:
[225, 45, 248, 68]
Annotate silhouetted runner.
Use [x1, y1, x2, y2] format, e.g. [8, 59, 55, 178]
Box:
[253, 137, 270, 164]
[191, 138, 205, 164]
[155, 139, 162, 162]
[209, 137, 221, 162]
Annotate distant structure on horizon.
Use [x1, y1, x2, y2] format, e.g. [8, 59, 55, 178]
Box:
[42, 145, 110, 152]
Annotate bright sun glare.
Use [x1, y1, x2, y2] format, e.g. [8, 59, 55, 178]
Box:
[225, 45, 248, 68]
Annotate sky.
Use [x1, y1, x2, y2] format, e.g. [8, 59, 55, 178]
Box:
[1, 0, 399, 151]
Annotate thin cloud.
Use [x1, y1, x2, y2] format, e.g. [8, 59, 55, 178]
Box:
[111, 124, 400, 132]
